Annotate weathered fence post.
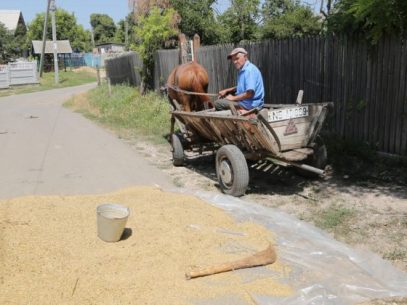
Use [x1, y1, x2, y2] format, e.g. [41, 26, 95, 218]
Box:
[179, 33, 188, 64]
[96, 65, 101, 86]
[193, 34, 200, 62]
[107, 77, 112, 96]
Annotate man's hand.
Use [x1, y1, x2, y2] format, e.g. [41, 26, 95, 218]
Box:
[226, 90, 254, 102]
[218, 87, 237, 98]
[218, 89, 229, 98]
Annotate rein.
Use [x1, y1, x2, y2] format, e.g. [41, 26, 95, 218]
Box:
[166, 84, 219, 98]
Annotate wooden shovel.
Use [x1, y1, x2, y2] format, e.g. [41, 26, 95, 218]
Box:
[185, 244, 277, 280]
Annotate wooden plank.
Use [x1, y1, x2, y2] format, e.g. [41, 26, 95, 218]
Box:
[381, 35, 391, 152]
[391, 35, 402, 154]
[380, 35, 391, 152]
[299, 37, 305, 102]
[343, 34, 352, 138]
[357, 36, 368, 142]
[395, 37, 407, 155]
[337, 35, 344, 136]
[350, 35, 358, 140]
[387, 35, 398, 153]
[402, 39, 407, 155]
[364, 39, 372, 144]
[369, 42, 382, 145]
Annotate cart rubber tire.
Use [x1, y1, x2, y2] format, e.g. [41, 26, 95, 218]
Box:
[216, 145, 249, 197]
[296, 144, 327, 178]
[171, 133, 184, 166]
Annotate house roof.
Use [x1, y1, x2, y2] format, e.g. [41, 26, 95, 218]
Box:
[32, 40, 73, 54]
[0, 10, 25, 33]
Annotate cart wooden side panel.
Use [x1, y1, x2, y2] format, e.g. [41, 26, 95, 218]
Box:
[265, 103, 330, 151]
[172, 111, 280, 155]
[172, 102, 332, 160]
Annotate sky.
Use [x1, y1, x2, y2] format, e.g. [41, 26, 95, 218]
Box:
[0, 0, 130, 29]
[0, 0, 319, 30]
[0, 0, 232, 30]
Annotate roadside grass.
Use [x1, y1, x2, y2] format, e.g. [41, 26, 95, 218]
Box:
[0, 69, 97, 98]
[64, 83, 172, 144]
[314, 204, 356, 236]
[383, 248, 407, 261]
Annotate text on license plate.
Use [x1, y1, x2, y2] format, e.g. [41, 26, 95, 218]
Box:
[268, 106, 309, 122]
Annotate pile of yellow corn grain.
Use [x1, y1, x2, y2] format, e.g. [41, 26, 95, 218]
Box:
[0, 186, 292, 305]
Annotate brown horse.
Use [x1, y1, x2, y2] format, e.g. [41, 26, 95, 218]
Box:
[166, 62, 213, 112]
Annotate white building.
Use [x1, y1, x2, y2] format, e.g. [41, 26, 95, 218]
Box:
[0, 10, 26, 34]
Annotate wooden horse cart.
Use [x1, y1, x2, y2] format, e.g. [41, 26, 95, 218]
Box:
[169, 91, 333, 197]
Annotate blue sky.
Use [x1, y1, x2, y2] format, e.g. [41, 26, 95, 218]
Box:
[1, 0, 319, 30]
[1, 0, 132, 29]
[1, 0, 231, 29]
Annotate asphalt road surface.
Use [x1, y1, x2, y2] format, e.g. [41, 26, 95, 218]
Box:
[0, 83, 174, 200]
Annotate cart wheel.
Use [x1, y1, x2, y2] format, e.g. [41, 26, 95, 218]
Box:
[171, 133, 184, 166]
[216, 145, 249, 197]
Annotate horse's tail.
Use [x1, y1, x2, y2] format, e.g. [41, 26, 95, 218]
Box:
[190, 74, 213, 110]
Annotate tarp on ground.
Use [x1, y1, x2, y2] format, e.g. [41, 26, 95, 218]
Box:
[176, 189, 407, 305]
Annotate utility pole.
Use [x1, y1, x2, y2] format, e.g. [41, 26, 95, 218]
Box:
[39, 0, 51, 77]
[50, 0, 58, 84]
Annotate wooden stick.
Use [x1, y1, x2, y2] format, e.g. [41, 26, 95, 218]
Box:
[185, 244, 277, 280]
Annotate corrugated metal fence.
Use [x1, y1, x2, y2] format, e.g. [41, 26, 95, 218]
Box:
[0, 61, 39, 88]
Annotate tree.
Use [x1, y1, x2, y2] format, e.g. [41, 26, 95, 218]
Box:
[0, 21, 29, 62]
[169, 0, 222, 45]
[90, 14, 117, 45]
[260, 0, 322, 39]
[218, 0, 261, 43]
[327, 0, 407, 43]
[129, 0, 171, 19]
[114, 13, 136, 47]
[28, 9, 92, 52]
[131, 7, 178, 92]
[0, 22, 13, 63]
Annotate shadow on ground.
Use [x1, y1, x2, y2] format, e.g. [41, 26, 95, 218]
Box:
[180, 150, 407, 200]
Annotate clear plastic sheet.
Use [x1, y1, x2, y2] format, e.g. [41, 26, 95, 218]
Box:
[174, 189, 407, 305]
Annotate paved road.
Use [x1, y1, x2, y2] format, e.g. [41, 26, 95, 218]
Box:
[0, 83, 174, 200]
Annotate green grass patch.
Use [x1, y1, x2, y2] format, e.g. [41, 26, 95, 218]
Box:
[65, 83, 172, 144]
[383, 248, 407, 261]
[0, 70, 97, 98]
[315, 204, 355, 230]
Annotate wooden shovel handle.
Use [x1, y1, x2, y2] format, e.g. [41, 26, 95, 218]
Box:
[185, 244, 277, 280]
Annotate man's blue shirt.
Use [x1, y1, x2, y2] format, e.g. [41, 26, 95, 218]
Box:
[236, 60, 264, 110]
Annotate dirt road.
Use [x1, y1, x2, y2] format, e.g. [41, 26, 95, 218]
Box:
[0, 84, 173, 200]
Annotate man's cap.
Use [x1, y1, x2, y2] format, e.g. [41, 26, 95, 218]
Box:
[227, 47, 248, 59]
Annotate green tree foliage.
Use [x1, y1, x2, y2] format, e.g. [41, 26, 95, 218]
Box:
[90, 14, 117, 45]
[131, 7, 178, 91]
[114, 13, 136, 48]
[218, 0, 261, 43]
[28, 9, 92, 52]
[0, 22, 13, 63]
[328, 0, 407, 43]
[260, 0, 322, 39]
[170, 0, 222, 44]
[0, 22, 29, 62]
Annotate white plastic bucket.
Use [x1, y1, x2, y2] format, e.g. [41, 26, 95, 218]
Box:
[97, 203, 130, 242]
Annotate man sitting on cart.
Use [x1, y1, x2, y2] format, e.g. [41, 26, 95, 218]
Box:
[214, 47, 265, 111]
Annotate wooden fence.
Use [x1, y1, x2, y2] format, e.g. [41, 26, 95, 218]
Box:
[153, 36, 407, 157]
[105, 52, 142, 86]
